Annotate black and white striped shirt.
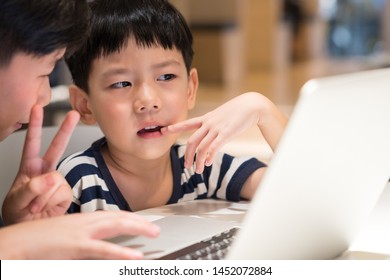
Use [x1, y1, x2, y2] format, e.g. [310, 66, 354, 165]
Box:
[57, 138, 266, 213]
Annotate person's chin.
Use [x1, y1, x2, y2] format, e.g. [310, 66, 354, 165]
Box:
[0, 133, 7, 141]
[0, 124, 23, 141]
[0, 130, 12, 141]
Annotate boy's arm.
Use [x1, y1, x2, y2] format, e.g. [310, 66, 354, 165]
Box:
[162, 92, 288, 174]
[254, 92, 288, 151]
[239, 167, 266, 200]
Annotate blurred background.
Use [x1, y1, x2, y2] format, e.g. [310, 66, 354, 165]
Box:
[48, 0, 390, 134]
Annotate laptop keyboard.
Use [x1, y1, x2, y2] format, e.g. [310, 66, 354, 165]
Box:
[158, 227, 239, 260]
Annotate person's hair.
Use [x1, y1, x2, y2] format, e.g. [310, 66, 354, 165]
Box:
[0, 0, 89, 68]
[66, 0, 194, 93]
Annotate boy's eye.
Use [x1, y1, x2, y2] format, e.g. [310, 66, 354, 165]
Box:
[157, 74, 175, 81]
[110, 81, 131, 88]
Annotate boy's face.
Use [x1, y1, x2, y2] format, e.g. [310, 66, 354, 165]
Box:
[74, 37, 198, 160]
[0, 49, 65, 141]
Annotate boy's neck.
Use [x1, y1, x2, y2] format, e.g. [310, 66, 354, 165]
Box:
[102, 145, 171, 181]
[101, 145, 174, 211]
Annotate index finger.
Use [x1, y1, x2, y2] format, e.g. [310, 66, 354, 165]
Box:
[161, 117, 202, 134]
[21, 105, 44, 163]
[42, 110, 80, 171]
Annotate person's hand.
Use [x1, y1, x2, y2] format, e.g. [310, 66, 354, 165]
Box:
[2, 105, 80, 225]
[162, 92, 287, 173]
[0, 210, 160, 260]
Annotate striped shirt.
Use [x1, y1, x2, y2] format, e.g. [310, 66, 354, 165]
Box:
[57, 138, 266, 213]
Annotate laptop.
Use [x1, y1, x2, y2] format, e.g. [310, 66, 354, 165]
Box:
[111, 68, 390, 259]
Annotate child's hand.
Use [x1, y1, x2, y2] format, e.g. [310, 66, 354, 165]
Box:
[162, 92, 287, 173]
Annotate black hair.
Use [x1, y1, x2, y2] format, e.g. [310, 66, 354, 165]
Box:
[0, 0, 89, 67]
[66, 0, 194, 93]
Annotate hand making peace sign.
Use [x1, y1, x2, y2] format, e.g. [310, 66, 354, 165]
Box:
[2, 105, 80, 225]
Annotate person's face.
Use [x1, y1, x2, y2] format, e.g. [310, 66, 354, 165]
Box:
[81, 37, 198, 160]
[0, 49, 65, 141]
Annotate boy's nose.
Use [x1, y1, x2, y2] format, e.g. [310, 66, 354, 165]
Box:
[134, 86, 161, 113]
[136, 104, 160, 112]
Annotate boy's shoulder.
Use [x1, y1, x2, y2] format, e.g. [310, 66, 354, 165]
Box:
[57, 138, 104, 172]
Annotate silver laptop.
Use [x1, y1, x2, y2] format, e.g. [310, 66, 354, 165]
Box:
[111, 68, 390, 259]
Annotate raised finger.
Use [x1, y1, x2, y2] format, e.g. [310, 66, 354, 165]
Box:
[20, 105, 44, 164]
[42, 110, 80, 171]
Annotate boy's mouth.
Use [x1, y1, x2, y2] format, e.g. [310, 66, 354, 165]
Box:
[137, 125, 164, 136]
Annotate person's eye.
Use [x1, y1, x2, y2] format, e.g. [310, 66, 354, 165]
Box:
[110, 81, 132, 88]
[157, 74, 176, 81]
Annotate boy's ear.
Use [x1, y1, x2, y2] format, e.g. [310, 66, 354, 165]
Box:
[68, 85, 97, 125]
[187, 68, 199, 110]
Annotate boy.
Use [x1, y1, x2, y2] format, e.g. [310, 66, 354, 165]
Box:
[0, 0, 159, 259]
[59, 0, 287, 213]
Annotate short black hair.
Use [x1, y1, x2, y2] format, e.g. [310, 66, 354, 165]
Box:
[66, 0, 194, 93]
[0, 0, 89, 67]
